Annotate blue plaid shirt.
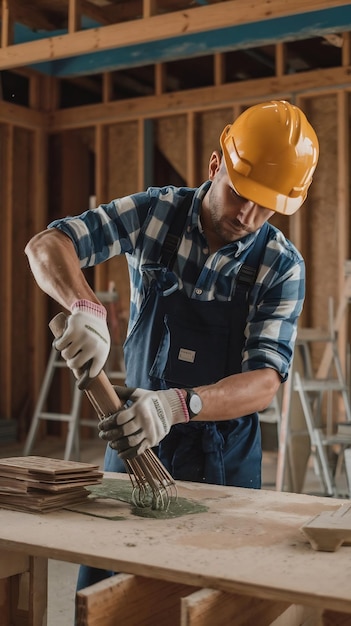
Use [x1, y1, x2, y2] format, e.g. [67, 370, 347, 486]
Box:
[49, 181, 305, 382]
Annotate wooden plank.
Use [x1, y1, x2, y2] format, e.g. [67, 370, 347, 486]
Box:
[0, 124, 13, 421]
[0, 101, 46, 130]
[214, 53, 225, 86]
[301, 503, 351, 552]
[181, 587, 291, 626]
[28, 557, 47, 626]
[155, 63, 165, 96]
[138, 117, 145, 192]
[335, 90, 349, 374]
[76, 572, 199, 626]
[186, 112, 196, 187]
[143, 0, 157, 18]
[49, 66, 351, 131]
[3, 557, 48, 626]
[275, 42, 286, 77]
[0, 478, 350, 613]
[94, 123, 109, 293]
[29, 127, 49, 406]
[102, 73, 113, 103]
[68, 0, 81, 35]
[342, 31, 351, 66]
[0, 578, 11, 626]
[1, 0, 350, 70]
[77, 577, 317, 626]
[1, 0, 14, 49]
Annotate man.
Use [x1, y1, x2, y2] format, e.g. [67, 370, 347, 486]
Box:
[25, 99, 318, 586]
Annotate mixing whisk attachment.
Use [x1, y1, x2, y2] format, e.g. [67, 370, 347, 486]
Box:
[126, 448, 177, 510]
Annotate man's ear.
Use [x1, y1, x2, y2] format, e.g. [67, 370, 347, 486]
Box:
[208, 150, 222, 180]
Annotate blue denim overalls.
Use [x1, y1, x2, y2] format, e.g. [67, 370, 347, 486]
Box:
[77, 204, 269, 593]
[104, 218, 269, 489]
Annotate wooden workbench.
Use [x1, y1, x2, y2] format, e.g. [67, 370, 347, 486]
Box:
[0, 473, 351, 625]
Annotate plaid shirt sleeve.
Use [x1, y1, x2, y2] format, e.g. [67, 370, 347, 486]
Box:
[243, 232, 305, 382]
[47, 191, 154, 267]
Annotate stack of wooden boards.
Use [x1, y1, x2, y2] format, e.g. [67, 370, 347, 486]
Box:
[0, 456, 103, 513]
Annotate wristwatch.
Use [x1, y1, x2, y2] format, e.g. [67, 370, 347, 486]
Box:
[184, 388, 203, 419]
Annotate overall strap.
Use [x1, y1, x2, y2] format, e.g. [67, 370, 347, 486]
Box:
[236, 222, 269, 295]
[160, 191, 195, 269]
[160, 191, 269, 292]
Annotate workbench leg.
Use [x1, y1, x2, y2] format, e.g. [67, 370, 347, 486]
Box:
[0, 570, 46, 626]
[0, 550, 31, 625]
[14, 557, 48, 626]
[0, 578, 11, 625]
[29, 557, 48, 626]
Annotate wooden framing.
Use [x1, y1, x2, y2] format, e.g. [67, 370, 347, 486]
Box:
[2, 1, 351, 71]
[1, 2, 351, 462]
[0, 124, 13, 422]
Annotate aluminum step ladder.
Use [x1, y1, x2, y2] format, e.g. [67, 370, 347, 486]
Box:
[23, 346, 86, 460]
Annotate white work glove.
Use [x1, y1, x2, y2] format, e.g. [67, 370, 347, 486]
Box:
[98, 387, 190, 460]
[54, 299, 111, 380]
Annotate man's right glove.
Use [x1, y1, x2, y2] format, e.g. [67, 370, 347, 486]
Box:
[54, 299, 110, 379]
[98, 387, 190, 459]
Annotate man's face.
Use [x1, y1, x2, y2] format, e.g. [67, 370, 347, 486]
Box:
[205, 156, 274, 244]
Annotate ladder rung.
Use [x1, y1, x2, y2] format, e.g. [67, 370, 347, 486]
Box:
[37, 412, 77, 422]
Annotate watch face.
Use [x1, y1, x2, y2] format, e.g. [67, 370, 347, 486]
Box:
[189, 393, 202, 415]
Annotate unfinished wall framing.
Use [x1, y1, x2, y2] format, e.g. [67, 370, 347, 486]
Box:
[1, 23, 351, 441]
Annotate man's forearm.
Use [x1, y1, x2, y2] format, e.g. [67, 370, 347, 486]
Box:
[192, 368, 281, 422]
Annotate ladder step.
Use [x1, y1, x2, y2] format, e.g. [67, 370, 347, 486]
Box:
[23, 345, 84, 460]
[37, 412, 78, 422]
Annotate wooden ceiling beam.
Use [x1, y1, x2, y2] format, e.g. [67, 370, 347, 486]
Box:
[1, 0, 351, 71]
[48, 63, 351, 130]
[0, 100, 46, 129]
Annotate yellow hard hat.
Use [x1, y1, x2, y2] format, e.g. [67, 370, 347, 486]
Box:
[219, 100, 319, 215]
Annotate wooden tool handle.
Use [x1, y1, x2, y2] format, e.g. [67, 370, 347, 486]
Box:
[49, 312, 122, 419]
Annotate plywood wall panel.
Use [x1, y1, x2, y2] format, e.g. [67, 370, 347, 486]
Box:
[302, 96, 339, 333]
[11, 127, 36, 432]
[0, 123, 44, 435]
[0, 123, 12, 422]
[197, 108, 232, 183]
[102, 122, 140, 327]
[155, 115, 187, 183]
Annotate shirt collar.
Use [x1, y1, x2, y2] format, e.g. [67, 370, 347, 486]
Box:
[189, 180, 211, 232]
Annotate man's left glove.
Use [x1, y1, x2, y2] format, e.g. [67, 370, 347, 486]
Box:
[98, 388, 189, 459]
[54, 299, 110, 379]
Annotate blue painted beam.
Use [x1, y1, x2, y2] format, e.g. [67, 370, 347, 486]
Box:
[13, 5, 351, 77]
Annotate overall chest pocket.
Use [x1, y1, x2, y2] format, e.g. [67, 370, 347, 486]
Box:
[150, 314, 230, 387]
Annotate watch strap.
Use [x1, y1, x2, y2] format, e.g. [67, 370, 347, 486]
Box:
[184, 388, 202, 419]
